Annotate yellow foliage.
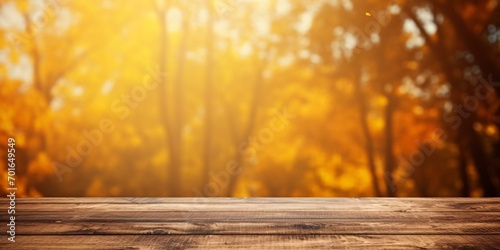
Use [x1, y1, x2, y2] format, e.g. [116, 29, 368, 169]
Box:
[0, 0, 495, 198]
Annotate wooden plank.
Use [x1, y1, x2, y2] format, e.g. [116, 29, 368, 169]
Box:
[17, 221, 500, 235]
[10, 197, 500, 205]
[9, 198, 500, 213]
[14, 210, 500, 222]
[7, 235, 500, 249]
[13, 200, 500, 212]
[2, 198, 499, 248]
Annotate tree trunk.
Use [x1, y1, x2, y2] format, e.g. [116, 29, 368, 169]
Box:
[458, 146, 470, 197]
[170, 5, 190, 196]
[226, 60, 265, 197]
[463, 117, 497, 196]
[384, 89, 396, 197]
[156, 6, 180, 197]
[202, 0, 214, 191]
[353, 75, 382, 197]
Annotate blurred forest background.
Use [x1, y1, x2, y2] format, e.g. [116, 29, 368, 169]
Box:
[0, 0, 499, 197]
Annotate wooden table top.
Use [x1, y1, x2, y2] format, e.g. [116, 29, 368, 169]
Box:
[2, 198, 499, 249]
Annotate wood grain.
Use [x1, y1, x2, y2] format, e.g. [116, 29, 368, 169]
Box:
[1, 198, 499, 249]
[8, 235, 500, 249]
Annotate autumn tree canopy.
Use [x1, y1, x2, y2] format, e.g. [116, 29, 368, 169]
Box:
[0, 0, 499, 197]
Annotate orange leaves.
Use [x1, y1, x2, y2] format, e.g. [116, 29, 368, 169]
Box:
[0, 0, 497, 197]
[27, 152, 53, 182]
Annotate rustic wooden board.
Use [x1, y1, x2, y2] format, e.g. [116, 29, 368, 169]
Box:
[14, 199, 500, 211]
[8, 235, 500, 249]
[1, 198, 499, 248]
[17, 221, 500, 235]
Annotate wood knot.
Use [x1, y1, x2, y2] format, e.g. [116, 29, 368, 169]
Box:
[151, 229, 167, 235]
[292, 223, 321, 230]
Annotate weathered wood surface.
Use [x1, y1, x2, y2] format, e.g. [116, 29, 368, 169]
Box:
[2, 198, 499, 249]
